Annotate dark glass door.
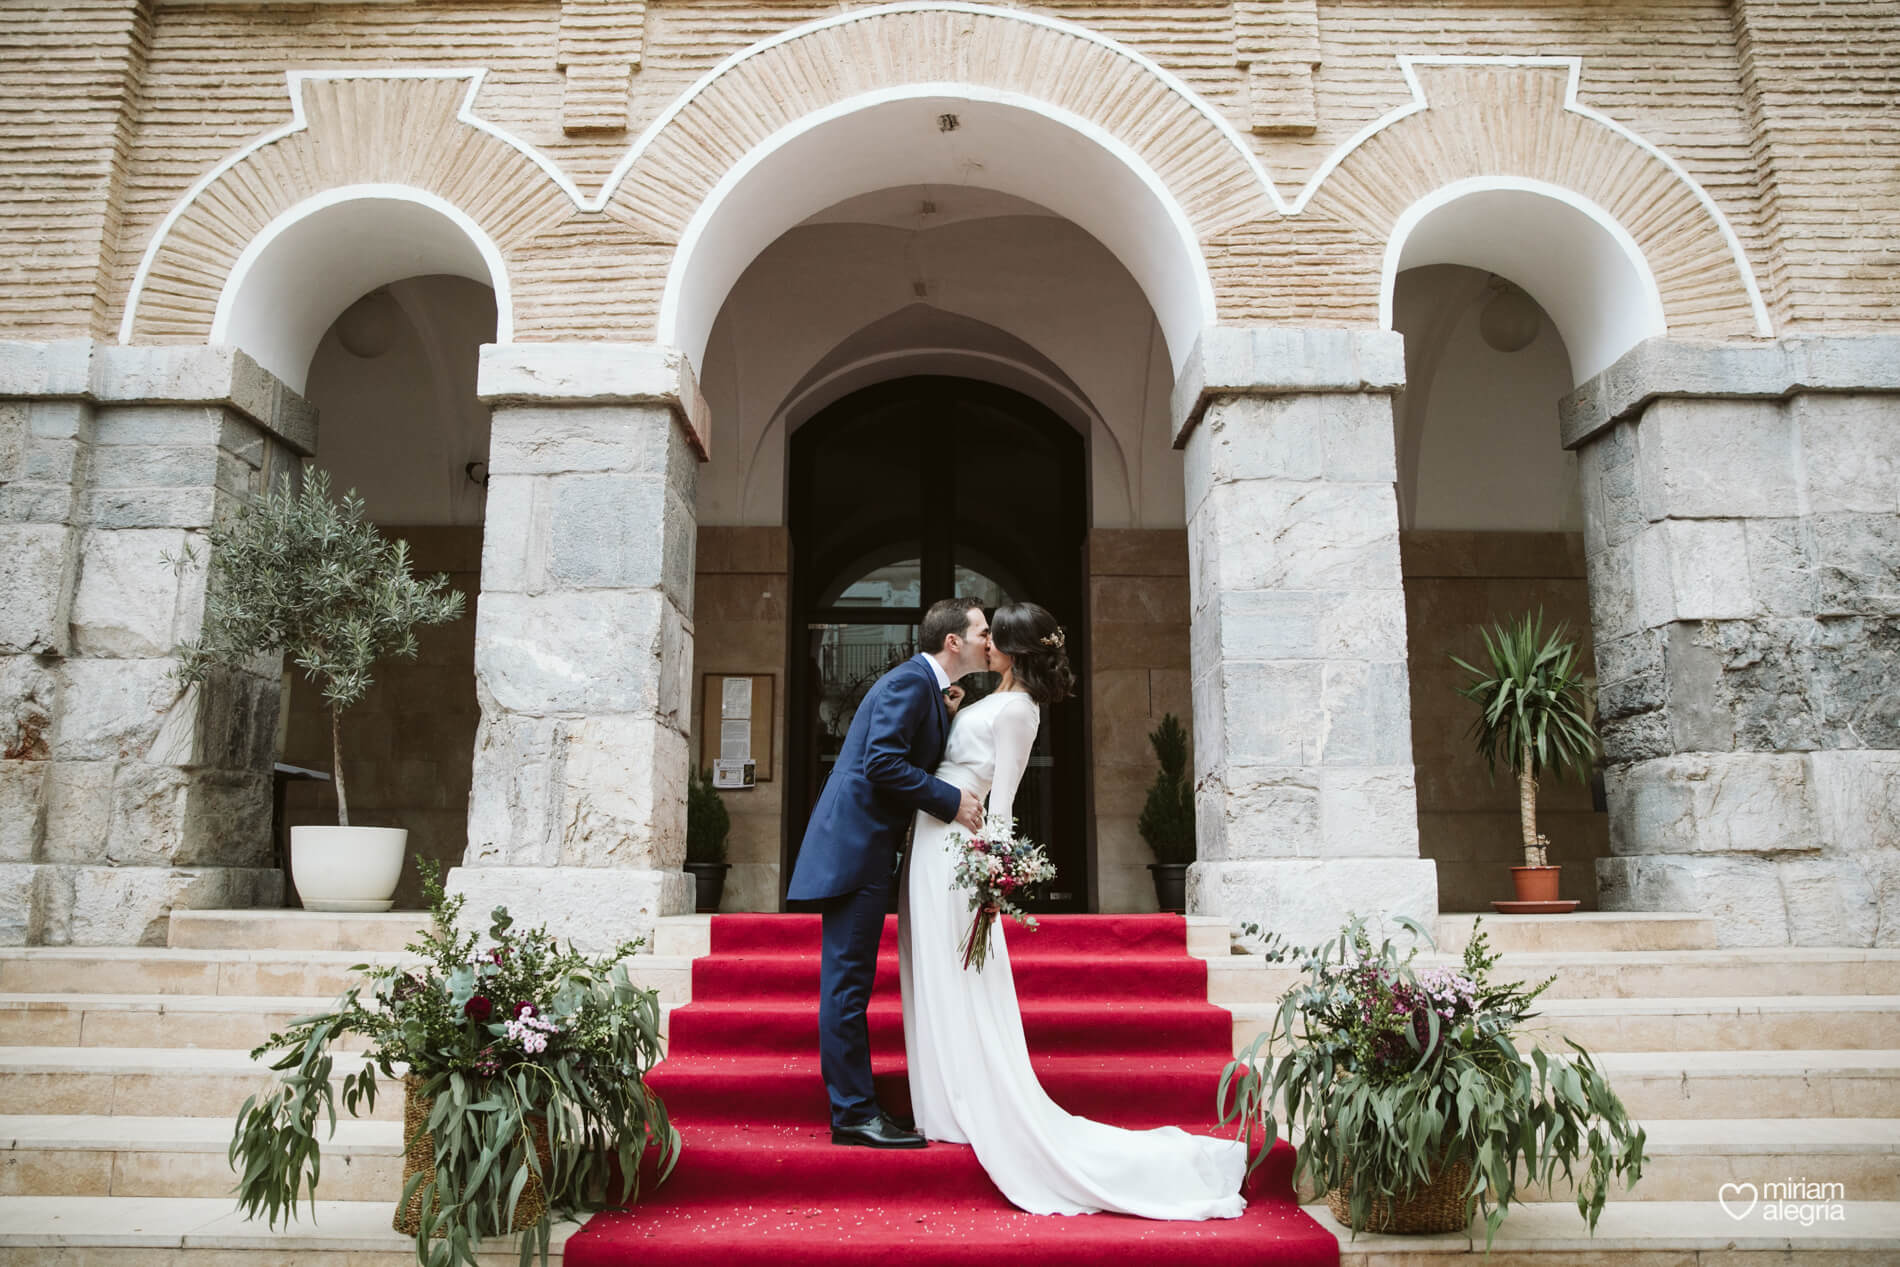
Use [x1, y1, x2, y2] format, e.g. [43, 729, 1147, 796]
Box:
[786, 377, 1088, 911]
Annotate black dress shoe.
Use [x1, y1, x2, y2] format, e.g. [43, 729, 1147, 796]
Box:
[883, 1110, 916, 1133]
[831, 1113, 927, 1149]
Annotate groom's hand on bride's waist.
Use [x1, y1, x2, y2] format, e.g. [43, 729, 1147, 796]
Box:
[955, 789, 983, 833]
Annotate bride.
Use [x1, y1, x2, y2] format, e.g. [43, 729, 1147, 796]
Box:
[897, 600, 1247, 1220]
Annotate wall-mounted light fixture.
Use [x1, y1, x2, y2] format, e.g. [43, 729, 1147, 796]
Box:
[464, 460, 489, 489]
[1478, 277, 1541, 354]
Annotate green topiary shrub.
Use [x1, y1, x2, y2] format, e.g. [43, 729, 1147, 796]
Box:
[1137, 713, 1195, 865]
[686, 766, 731, 866]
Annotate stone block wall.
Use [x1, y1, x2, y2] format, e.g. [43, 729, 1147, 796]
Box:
[1566, 338, 1900, 946]
[1401, 531, 1608, 912]
[0, 342, 308, 944]
[1177, 328, 1438, 945]
[282, 526, 482, 910]
[449, 345, 701, 952]
[1088, 529, 1193, 912]
[689, 526, 789, 910]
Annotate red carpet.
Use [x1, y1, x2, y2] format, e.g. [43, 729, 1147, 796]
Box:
[565, 914, 1337, 1266]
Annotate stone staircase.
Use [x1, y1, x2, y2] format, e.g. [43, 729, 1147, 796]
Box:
[0, 909, 1896, 1262]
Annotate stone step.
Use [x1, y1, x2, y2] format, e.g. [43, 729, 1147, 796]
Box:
[1592, 1050, 1900, 1120]
[1308, 1197, 1900, 1259]
[5, 1114, 1895, 1204]
[0, 1115, 401, 1201]
[0, 1196, 568, 1263]
[1432, 912, 1719, 954]
[1228, 996, 1900, 1054]
[1206, 948, 1900, 1005]
[0, 1195, 1894, 1263]
[166, 911, 430, 953]
[0, 1047, 399, 1120]
[0, 948, 694, 1005]
[0, 994, 366, 1050]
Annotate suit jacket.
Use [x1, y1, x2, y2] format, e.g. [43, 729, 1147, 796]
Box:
[786, 653, 962, 900]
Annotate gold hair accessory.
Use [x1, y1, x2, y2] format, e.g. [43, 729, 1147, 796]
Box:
[1039, 627, 1066, 649]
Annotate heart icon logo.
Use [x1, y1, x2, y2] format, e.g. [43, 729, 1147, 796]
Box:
[1718, 1182, 1759, 1220]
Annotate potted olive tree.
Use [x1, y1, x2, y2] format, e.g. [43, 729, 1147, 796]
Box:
[174, 470, 464, 911]
[1449, 611, 1598, 907]
[685, 766, 731, 913]
[1137, 713, 1194, 913]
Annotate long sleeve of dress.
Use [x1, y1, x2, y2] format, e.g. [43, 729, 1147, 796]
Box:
[985, 697, 1040, 828]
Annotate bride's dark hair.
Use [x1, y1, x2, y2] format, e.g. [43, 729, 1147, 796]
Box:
[991, 602, 1074, 706]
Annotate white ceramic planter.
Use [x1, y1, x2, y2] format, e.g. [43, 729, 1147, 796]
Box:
[290, 825, 409, 912]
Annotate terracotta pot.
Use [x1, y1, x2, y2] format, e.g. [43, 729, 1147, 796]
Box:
[1510, 865, 1562, 903]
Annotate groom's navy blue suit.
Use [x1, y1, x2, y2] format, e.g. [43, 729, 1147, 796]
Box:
[787, 653, 962, 1128]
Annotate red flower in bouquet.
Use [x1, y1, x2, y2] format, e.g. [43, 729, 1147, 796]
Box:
[948, 816, 1058, 972]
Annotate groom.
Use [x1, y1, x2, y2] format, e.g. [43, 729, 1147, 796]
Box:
[787, 597, 989, 1148]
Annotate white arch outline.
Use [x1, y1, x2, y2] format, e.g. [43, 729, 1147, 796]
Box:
[1306, 55, 1771, 336]
[209, 182, 515, 351]
[1378, 176, 1667, 338]
[117, 27, 1775, 346]
[654, 83, 1218, 374]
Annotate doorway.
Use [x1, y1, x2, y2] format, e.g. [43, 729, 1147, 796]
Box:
[785, 377, 1089, 910]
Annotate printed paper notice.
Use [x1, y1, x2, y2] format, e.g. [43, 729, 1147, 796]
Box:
[719, 718, 752, 760]
[712, 758, 756, 789]
[721, 677, 753, 720]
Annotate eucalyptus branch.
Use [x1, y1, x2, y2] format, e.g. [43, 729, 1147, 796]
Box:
[1219, 916, 1643, 1244]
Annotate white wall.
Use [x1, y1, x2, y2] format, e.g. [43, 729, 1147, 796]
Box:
[695, 190, 1182, 531]
[303, 274, 497, 527]
[1394, 265, 1582, 533]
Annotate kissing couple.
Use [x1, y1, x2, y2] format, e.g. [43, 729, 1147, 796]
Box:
[786, 597, 1247, 1220]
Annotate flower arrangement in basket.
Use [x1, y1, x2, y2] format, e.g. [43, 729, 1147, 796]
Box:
[1217, 916, 1645, 1244]
[229, 861, 680, 1267]
[948, 816, 1057, 971]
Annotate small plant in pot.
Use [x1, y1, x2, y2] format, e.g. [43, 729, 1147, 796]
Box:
[173, 469, 465, 911]
[1449, 612, 1598, 909]
[1218, 916, 1645, 1243]
[230, 861, 679, 1267]
[685, 766, 731, 913]
[1137, 713, 1194, 913]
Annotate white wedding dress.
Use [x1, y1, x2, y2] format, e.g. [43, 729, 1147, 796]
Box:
[898, 689, 1247, 1219]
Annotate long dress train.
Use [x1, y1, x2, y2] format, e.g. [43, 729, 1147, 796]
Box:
[897, 689, 1247, 1219]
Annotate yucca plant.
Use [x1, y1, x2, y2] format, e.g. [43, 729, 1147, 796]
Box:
[1449, 612, 1597, 868]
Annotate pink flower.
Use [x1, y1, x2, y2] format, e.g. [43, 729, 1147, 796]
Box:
[512, 1001, 536, 1020]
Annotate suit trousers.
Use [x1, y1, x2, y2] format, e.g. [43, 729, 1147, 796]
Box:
[817, 873, 891, 1128]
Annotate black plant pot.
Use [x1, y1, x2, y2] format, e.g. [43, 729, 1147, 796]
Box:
[684, 862, 729, 914]
[1148, 862, 1189, 914]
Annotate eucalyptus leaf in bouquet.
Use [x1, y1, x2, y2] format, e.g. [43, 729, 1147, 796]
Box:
[229, 861, 680, 1267]
[1217, 916, 1645, 1245]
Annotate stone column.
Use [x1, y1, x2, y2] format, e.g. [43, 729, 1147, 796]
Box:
[1174, 328, 1438, 946]
[451, 345, 704, 951]
[0, 341, 310, 944]
[1565, 337, 1900, 947]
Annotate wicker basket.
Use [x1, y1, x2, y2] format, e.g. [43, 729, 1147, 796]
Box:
[1325, 1156, 1473, 1235]
[393, 1075, 551, 1237]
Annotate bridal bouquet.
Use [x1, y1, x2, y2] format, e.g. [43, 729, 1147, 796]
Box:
[948, 817, 1057, 971]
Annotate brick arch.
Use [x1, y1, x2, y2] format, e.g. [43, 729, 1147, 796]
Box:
[121, 72, 576, 350]
[601, 2, 1280, 373]
[1303, 59, 1772, 346]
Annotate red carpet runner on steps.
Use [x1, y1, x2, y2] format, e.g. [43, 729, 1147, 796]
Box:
[565, 913, 1338, 1266]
